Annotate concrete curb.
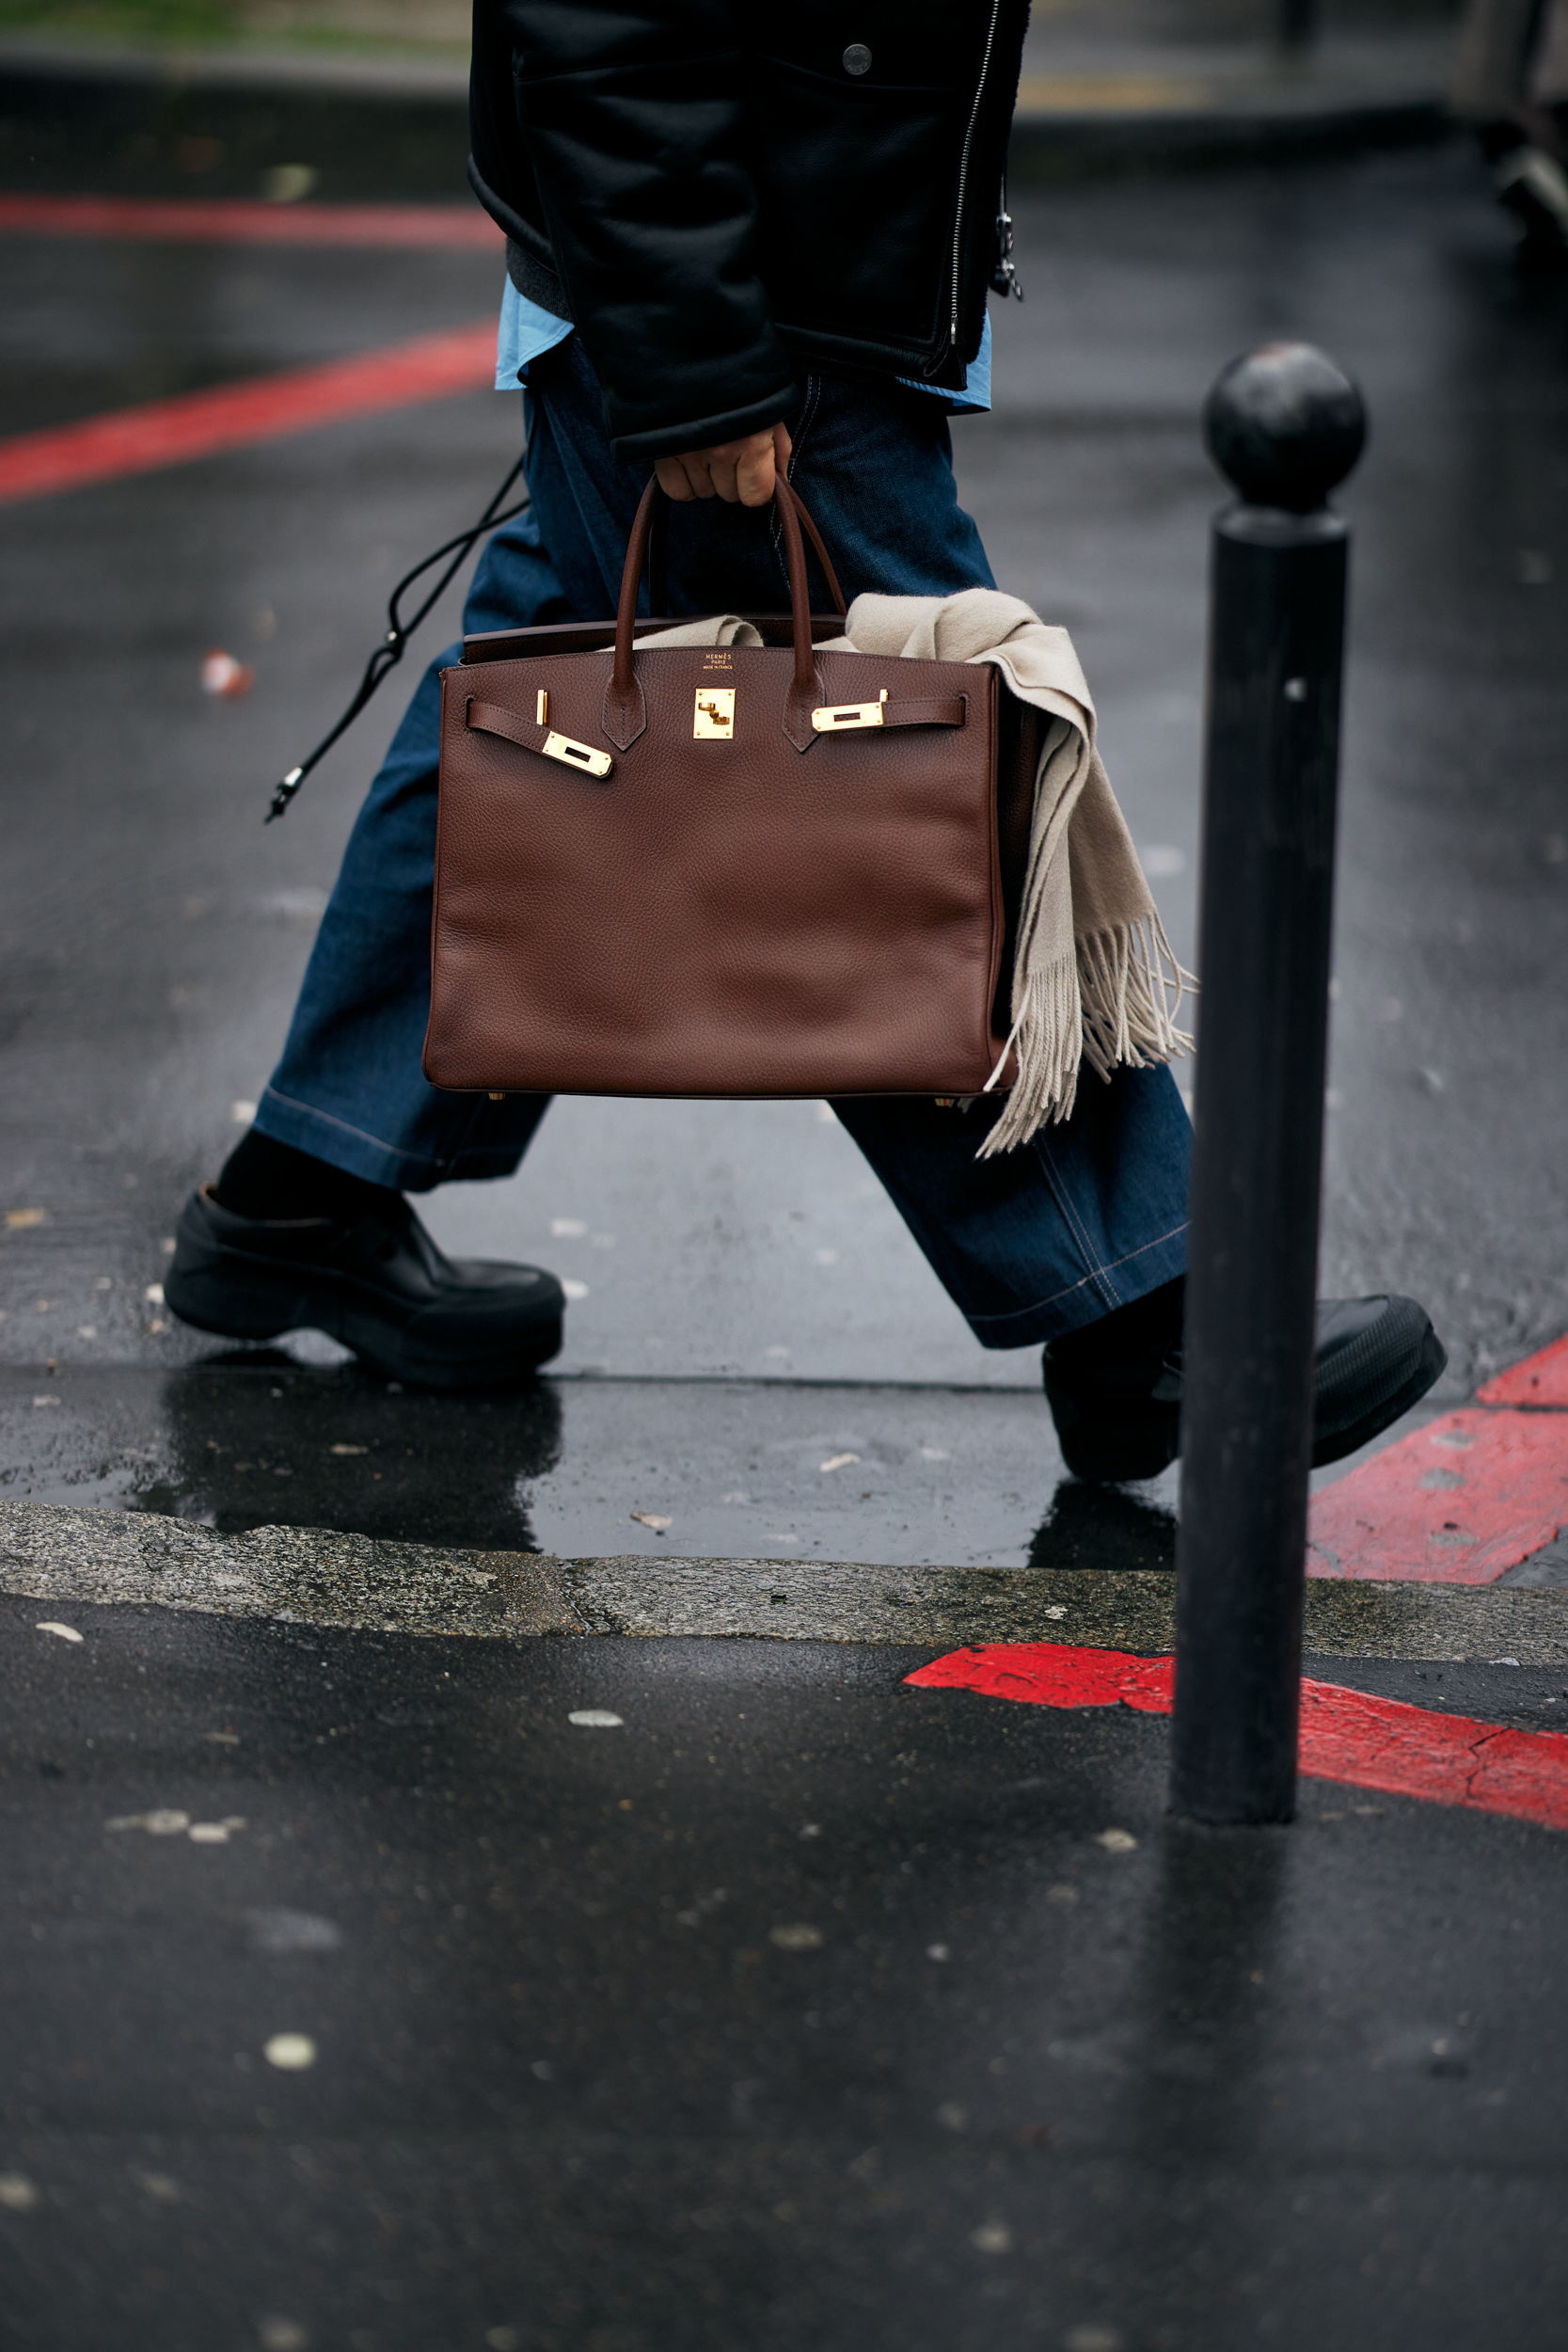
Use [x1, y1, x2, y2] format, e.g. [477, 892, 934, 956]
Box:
[5, 1499, 1568, 1663]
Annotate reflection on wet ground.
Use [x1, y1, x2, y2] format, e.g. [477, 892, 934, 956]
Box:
[1028, 1476, 1178, 1574]
[136, 1354, 562, 1549]
[0, 1356, 1180, 1568]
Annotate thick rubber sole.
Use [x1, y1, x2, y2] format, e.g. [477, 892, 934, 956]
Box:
[1047, 1307, 1448, 1486]
[1308, 1319, 1448, 1469]
[165, 1256, 563, 1391]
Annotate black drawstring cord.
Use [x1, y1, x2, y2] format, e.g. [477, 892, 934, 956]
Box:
[265, 453, 531, 822]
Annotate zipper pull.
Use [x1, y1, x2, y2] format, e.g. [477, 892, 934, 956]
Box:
[991, 183, 1024, 300]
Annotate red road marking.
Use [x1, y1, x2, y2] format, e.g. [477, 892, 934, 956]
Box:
[1307, 1406, 1568, 1584]
[0, 321, 496, 506]
[0, 193, 503, 249]
[906, 1643, 1568, 1832]
[910, 1643, 1176, 1714]
[1479, 1332, 1568, 1408]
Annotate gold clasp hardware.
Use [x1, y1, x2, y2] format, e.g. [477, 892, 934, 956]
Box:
[693, 688, 736, 740]
[812, 690, 888, 733]
[542, 730, 612, 779]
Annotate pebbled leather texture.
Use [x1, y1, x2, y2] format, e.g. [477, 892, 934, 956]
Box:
[426, 479, 1013, 1103]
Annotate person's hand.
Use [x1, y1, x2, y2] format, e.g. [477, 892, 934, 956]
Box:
[654, 421, 792, 507]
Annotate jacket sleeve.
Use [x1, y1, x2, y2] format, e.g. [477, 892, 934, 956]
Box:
[483, 0, 800, 464]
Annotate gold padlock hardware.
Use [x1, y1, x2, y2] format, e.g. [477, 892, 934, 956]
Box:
[693, 688, 736, 740]
[811, 690, 888, 733]
[542, 730, 612, 778]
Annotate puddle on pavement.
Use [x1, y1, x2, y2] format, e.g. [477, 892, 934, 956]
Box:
[0, 1357, 1180, 1570]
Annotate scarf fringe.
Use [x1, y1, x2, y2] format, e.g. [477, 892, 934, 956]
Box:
[977, 913, 1195, 1159]
[977, 950, 1082, 1157]
[1080, 911, 1196, 1085]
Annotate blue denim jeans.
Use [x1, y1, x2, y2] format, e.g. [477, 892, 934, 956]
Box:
[257, 339, 1190, 1346]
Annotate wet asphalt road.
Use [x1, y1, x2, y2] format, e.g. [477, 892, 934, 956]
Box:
[3, 129, 1568, 2348]
[8, 1598, 1568, 2352]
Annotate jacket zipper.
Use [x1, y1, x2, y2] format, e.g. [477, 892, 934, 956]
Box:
[950, 0, 1006, 348]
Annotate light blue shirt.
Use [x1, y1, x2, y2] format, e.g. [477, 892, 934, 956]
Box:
[495, 280, 992, 412]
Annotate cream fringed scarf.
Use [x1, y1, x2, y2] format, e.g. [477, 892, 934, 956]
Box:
[638, 590, 1193, 1153]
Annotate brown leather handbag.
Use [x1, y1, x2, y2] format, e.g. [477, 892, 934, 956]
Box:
[423, 477, 1034, 1101]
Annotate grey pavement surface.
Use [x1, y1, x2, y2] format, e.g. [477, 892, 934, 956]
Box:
[4, 118, 1568, 2352]
[8, 1596, 1568, 2352]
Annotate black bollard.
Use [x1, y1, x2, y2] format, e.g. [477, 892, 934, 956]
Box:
[1170, 342, 1366, 1826]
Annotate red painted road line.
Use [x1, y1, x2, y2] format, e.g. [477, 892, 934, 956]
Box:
[0, 321, 496, 506]
[906, 1643, 1568, 1832]
[909, 1643, 1177, 1715]
[1479, 1333, 1568, 1408]
[0, 193, 502, 249]
[1307, 1406, 1568, 1585]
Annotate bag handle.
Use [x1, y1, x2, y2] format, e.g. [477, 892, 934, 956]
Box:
[783, 489, 847, 619]
[631, 475, 847, 628]
[643, 494, 847, 623]
[605, 475, 846, 753]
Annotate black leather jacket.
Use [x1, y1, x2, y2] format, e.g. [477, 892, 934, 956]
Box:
[468, 0, 1029, 464]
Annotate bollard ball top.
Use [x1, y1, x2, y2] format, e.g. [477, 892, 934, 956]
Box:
[1203, 342, 1366, 513]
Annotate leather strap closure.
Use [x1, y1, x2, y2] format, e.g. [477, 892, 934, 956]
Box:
[466, 698, 613, 778]
[882, 697, 967, 728]
[813, 695, 967, 734]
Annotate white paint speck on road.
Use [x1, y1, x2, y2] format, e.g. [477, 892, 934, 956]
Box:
[262, 2033, 317, 2071]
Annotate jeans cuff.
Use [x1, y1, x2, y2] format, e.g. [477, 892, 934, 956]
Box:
[254, 1087, 530, 1194]
[963, 1225, 1189, 1351]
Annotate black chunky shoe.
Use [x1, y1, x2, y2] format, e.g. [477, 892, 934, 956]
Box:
[1043, 1292, 1447, 1486]
[165, 1185, 564, 1389]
